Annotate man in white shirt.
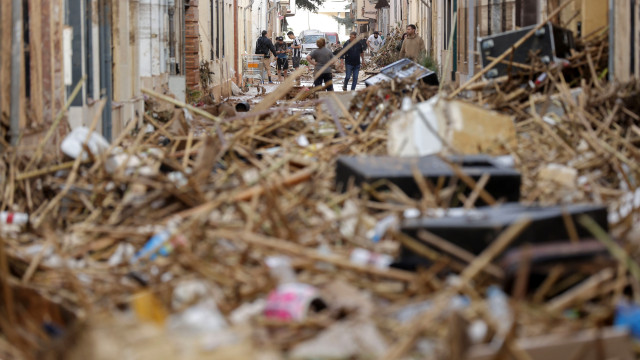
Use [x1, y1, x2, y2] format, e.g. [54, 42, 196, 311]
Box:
[287, 31, 301, 70]
[367, 31, 384, 56]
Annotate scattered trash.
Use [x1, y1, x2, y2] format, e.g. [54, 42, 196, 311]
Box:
[0, 211, 29, 226]
[614, 300, 640, 340]
[3, 16, 640, 360]
[61, 126, 110, 160]
[263, 283, 325, 321]
[350, 248, 393, 269]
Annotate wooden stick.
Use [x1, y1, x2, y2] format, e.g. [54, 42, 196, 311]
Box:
[32, 98, 106, 228]
[545, 268, 614, 313]
[449, 0, 577, 98]
[16, 159, 90, 181]
[383, 218, 531, 359]
[579, 215, 640, 283]
[417, 230, 504, 279]
[464, 173, 490, 209]
[212, 229, 416, 282]
[233, 165, 317, 201]
[437, 155, 496, 205]
[141, 87, 221, 123]
[486, 55, 534, 71]
[25, 75, 86, 171]
[532, 266, 564, 303]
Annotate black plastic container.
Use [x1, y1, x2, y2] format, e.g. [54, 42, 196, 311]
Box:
[335, 154, 521, 204]
[394, 203, 608, 270]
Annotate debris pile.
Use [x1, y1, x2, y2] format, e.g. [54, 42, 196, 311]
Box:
[368, 29, 405, 69]
[1, 25, 640, 360]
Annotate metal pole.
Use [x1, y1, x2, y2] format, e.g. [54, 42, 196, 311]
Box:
[468, 0, 474, 77]
[99, 0, 113, 141]
[9, 0, 23, 147]
[609, 0, 614, 81]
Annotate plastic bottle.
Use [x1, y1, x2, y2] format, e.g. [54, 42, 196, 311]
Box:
[350, 248, 393, 269]
[0, 212, 29, 226]
[486, 285, 513, 336]
[369, 215, 398, 243]
[129, 230, 172, 264]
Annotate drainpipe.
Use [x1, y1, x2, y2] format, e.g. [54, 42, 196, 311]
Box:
[452, 0, 457, 81]
[234, 0, 239, 84]
[215, 0, 219, 58]
[608, 0, 614, 81]
[182, 0, 186, 74]
[169, 1, 176, 74]
[264, 0, 268, 35]
[468, 0, 474, 77]
[9, 0, 23, 147]
[99, 0, 113, 141]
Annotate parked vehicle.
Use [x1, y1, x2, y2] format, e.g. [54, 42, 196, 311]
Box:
[298, 30, 326, 54]
[324, 32, 340, 46]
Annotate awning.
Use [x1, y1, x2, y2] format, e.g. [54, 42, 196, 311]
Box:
[356, 19, 370, 24]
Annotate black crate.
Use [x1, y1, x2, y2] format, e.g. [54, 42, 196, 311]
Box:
[478, 22, 575, 79]
[394, 203, 608, 270]
[335, 154, 520, 204]
[365, 58, 440, 87]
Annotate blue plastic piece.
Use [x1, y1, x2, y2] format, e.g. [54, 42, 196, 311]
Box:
[614, 301, 640, 339]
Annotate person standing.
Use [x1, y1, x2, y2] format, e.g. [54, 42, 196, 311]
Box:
[255, 30, 277, 84]
[399, 24, 426, 62]
[274, 36, 288, 83]
[306, 38, 335, 91]
[287, 31, 301, 70]
[341, 32, 365, 91]
[396, 32, 407, 52]
[367, 31, 384, 56]
[287, 31, 302, 85]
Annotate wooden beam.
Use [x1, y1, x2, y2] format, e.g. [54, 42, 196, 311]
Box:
[613, 0, 632, 81]
[29, 0, 44, 127]
[0, 1, 12, 124]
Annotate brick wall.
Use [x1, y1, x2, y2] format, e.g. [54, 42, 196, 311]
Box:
[185, 0, 200, 89]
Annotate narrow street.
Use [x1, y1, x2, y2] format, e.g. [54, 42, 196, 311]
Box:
[1, 1, 640, 359]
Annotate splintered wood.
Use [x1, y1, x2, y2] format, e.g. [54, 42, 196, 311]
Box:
[0, 27, 639, 360]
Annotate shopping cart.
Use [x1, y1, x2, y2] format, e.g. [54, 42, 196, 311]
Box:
[242, 55, 266, 94]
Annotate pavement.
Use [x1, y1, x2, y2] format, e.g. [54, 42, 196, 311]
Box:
[231, 67, 368, 110]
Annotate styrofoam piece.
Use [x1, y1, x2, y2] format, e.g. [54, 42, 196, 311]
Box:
[60, 126, 110, 160]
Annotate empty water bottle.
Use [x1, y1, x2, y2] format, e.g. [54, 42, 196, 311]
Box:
[486, 285, 512, 335]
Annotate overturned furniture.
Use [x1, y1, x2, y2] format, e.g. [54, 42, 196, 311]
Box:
[365, 58, 439, 87]
[479, 22, 575, 79]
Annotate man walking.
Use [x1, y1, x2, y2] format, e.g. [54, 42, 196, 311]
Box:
[399, 24, 426, 62]
[341, 32, 365, 91]
[367, 31, 384, 56]
[255, 30, 277, 84]
[274, 36, 288, 83]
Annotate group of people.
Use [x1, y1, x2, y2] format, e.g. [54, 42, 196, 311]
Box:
[254, 24, 426, 91]
[255, 30, 302, 84]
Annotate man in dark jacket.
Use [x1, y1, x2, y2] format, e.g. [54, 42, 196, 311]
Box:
[255, 30, 277, 84]
[341, 32, 365, 91]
